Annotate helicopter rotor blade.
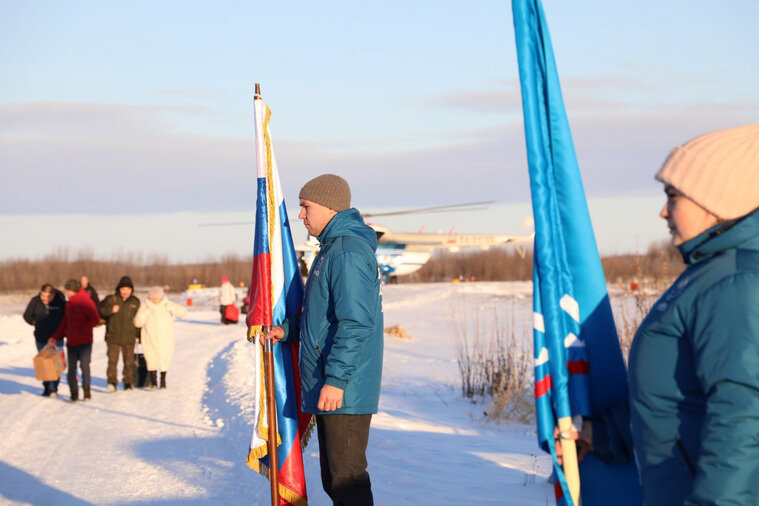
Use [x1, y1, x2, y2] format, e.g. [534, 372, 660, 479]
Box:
[197, 221, 253, 227]
[198, 201, 496, 226]
[361, 201, 495, 218]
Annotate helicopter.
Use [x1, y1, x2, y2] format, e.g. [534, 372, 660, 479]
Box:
[295, 202, 534, 282]
[200, 202, 533, 282]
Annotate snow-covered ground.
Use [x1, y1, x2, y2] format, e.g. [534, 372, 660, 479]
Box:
[0, 282, 558, 505]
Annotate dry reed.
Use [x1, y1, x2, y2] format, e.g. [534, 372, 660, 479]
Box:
[452, 246, 679, 423]
[452, 303, 534, 424]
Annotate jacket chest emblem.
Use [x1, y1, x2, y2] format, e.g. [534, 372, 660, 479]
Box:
[313, 255, 326, 277]
[655, 276, 691, 312]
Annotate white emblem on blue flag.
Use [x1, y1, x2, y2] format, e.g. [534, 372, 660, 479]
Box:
[534, 312, 545, 333]
[535, 346, 549, 366]
[564, 333, 585, 348]
[559, 294, 580, 322]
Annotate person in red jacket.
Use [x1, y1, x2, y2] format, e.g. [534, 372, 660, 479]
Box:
[51, 279, 101, 402]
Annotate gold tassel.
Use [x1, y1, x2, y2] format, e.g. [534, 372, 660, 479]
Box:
[279, 484, 308, 506]
[300, 415, 316, 450]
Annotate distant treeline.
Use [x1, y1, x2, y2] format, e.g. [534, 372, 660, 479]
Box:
[404, 239, 684, 284]
[0, 249, 252, 294]
[0, 241, 684, 293]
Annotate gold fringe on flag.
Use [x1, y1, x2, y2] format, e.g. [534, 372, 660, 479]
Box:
[301, 414, 315, 451]
[246, 330, 282, 471]
[247, 458, 309, 506]
[248, 325, 262, 341]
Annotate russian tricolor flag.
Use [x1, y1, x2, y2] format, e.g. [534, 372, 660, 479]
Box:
[246, 91, 313, 506]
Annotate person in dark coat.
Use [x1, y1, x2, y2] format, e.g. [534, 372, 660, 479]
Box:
[80, 275, 100, 306]
[51, 279, 101, 402]
[100, 276, 141, 391]
[23, 283, 66, 397]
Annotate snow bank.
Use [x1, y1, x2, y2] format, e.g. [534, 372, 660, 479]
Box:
[0, 283, 554, 505]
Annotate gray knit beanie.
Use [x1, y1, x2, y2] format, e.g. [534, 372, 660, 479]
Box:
[656, 124, 759, 219]
[299, 174, 351, 212]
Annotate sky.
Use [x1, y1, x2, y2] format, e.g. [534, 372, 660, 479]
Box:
[1, 1, 757, 259]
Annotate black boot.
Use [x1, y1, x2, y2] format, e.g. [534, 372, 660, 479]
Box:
[83, 386, 91, 400]
[160, 372, 167, 389]
[42, 384, 51, 397]
[70, 387, 78, 402]
[149, 371, 158, 390]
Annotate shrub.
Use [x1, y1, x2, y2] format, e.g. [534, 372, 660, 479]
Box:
[452, 304, 534, 424]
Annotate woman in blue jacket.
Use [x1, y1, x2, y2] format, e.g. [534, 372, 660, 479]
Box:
[628, 125, 759, 505]
[576, 125, 759, 505]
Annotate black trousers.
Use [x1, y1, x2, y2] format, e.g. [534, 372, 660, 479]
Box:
[316, 414, 373, 506]
[67, 343, 92, 391]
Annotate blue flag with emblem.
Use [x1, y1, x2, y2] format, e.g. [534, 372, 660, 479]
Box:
[512, 0, 643, 504]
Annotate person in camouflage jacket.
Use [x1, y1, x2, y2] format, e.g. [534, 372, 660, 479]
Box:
[100, 275, 140, 391]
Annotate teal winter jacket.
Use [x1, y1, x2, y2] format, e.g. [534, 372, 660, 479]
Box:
[629, 209, 759, 506]
[282, 208, 383, 415]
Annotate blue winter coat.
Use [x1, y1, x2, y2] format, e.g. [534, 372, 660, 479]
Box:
[282, 208, 383, 415]
[629, 209, 759, 505]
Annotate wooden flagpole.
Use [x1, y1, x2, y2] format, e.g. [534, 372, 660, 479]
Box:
[263, 326, 280, 506]
[558, 415, 582, 505]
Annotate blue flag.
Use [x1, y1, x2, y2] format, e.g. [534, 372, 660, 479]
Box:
[512, 1, 643, 504]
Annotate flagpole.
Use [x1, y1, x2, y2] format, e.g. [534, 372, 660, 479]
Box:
[263, 326, 280, 506]
[558, 416, 582, 505]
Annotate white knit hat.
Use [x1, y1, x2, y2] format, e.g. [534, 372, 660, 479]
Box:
[655, 124, 759, 219]
[149, 286, 165, 300]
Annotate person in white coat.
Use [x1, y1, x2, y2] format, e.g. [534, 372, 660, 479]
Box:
[218, 275, 237, 325]
[133, 286, 187, 389]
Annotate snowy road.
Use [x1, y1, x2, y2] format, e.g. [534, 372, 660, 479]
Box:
[0, 283, 553, 505]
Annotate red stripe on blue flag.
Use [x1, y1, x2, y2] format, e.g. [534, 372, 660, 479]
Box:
[554, 480, 564, 502]
[535, 375, 552, 398]
[567, 361, 589, 375]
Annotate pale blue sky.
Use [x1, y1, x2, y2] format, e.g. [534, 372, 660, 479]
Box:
[1, 1, 757, 257]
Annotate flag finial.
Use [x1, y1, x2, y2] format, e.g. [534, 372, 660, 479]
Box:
[255, 83, 262, 100]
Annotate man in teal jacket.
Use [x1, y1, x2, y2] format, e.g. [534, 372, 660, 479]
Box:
[267, 174, 383, 505]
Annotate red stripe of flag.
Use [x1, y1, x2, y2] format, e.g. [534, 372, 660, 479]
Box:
[535, 375, 552, 398]
[247, 252, 272, 327]
[567, 361, 590, 374]
[554, 479, 564, 501]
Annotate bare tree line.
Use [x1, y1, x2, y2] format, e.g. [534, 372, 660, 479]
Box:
[0, 249, 252, 293]
[0, 241, 683, 293]
[406, 239, 683, 284]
